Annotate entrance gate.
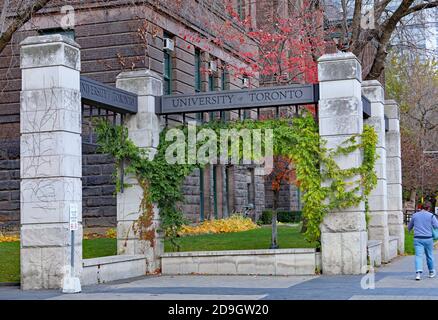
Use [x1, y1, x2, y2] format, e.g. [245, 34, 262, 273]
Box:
[19, 35, 403, 290]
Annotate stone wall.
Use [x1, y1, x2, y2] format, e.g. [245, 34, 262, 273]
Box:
[162, 248, 318, 276]
[234, 166, 265, 219]
[181, 170, 202, 223]
[0, 138, 118, 232]
[181, 165, 266, 223]
[0, 139, 20, 232]
[81, 145, 117, 228]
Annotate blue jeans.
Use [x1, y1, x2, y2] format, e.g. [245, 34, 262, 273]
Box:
[414, 238, 435, 273]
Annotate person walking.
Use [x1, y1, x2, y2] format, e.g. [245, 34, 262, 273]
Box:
[408, 202, 438, 280]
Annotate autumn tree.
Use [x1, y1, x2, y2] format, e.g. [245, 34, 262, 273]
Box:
[202, 1, 325, 238]
[266, 155, 299, 247]
[386, 54, 438, 204]
[211, 0, 325, 85]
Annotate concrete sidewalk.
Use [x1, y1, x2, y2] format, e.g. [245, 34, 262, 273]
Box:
[1, 251, 438, 300]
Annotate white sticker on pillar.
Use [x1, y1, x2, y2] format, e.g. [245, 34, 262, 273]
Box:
[69, 203, 78, 231]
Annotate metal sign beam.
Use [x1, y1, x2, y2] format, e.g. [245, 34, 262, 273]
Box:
[80, 76, 138, 114]
[155, 84, 319, 115]
[362, 96, 389, 131]
[362, 96, 371, 118]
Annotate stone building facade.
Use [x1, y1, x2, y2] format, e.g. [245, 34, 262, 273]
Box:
[0, 0, 307, 231]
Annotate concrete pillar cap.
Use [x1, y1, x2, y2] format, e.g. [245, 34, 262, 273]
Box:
[116, 69, 162, 80]
[384, 99, 399, 106]
[20, 34, 80, 49]
[317, 52, 361, 64]
[362, 79, 383, 87]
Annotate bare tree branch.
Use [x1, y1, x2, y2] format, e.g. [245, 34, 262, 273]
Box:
[0, 0, 51, 54]
[374, 0, 392, 20]
[350, 0, 362, 47]
[402, 0, 438, 17]
[367, 0, 414, 79]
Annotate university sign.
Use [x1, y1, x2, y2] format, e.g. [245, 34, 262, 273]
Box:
[80, 76, 138, 114]
[155, 84, 319, 115]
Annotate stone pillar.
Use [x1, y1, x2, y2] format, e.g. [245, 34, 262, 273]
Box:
[318, 52, 367, 275]
[362, 80, 390, 262]
[20, 35, 82, 289]
[385, 100, 404, 254]
[115, 70, 163, 273]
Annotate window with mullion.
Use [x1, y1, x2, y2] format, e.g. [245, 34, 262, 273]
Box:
[237, 0, 244, 20]
[195, 50, 202, 93]
[208, 73, 215, 121]
[163, 50, 172, 95]
[163, 32, 173, 95]
[195, 49, 203, 122]
[220, 66, 229, 121]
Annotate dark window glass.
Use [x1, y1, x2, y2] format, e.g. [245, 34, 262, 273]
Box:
[163, 50, 172, 94]
[195, 50, 203, 122]
[195, 50, 202, 93]
[208, 71, 215, 121]
[38, 28, 75, 40]
[208, 74, 214, 91]
[237, 0, 244, 20]
[163, 33, 173, 95]
[220, 67, 229, 121]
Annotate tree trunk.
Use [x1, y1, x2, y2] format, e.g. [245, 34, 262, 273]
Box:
[300, 217, 308, 234]
[270, 189, 279, 249]
[222, 165, 229, 218]
[410, 189, 417, 203]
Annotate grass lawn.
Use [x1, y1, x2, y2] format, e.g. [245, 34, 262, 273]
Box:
[164, 225, 316, 252]
[0, 238, 117, 283]
[82, 238, 117, 259]
[0, 225, 416, 283]
[0, 241, 20, 283]
[405, 226, 414, 255]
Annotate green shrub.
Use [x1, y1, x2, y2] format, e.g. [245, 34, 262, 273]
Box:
[277, 211, 291, 222]
[258, 210, 302, 224]
[292, 211, 302, 223]
[259, 210, 273, 224]
[277, 211, 302, 223]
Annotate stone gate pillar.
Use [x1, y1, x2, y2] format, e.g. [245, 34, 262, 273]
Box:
[115, 70, 163, 273]
[318, 52, 367, 275]
[362, 80, 390, 262]
[384, 100, 404, 253]
[20, 35, 82, 289]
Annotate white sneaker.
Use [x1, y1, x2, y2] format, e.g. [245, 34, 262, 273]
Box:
[429, 271, 436, 278]
[416, 272, 421, 281]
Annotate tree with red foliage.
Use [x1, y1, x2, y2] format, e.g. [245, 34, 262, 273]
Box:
[268, 155, 299, 247]
[147, 1, 326, 240]
[200, 1, 327, 242]
[220, 1, 325, 241]
[209, 0, 325, 86]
